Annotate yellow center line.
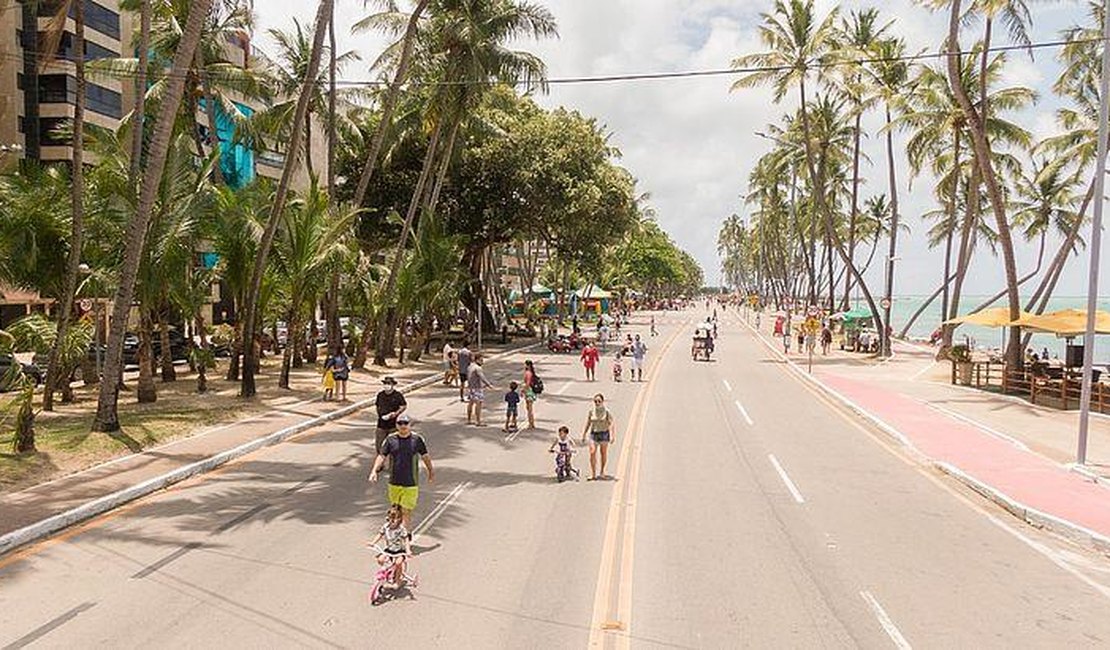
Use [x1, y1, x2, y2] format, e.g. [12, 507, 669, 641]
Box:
[588, 317, 688, 649]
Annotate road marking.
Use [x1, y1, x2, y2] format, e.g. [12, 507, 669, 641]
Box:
[722, 379, 732, 392]
[768, 454, 805, 504]
[555, 381, 572, 395]
[131, 541, 204, 579]
[588, 319, 687, 649]
[734, 400, 754, 426]
[920, 401, 1031, 452]
[860, 591, 912, 649]
[984, 512, 1110, 601]
[2, 601, 96, 650]
[908, 360, 938, 381]
[411, 481, 470, 541]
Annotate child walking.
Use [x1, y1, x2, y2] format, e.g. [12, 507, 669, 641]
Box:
[612, 352, 623, 382]
[504, 381, 521, 432]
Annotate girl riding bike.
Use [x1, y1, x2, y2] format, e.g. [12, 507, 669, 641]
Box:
[370, 504, 412, 588]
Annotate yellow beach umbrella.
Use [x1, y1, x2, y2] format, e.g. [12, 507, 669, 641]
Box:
[1013, 309, 1110, 337]
[943, 306, 1032, 328]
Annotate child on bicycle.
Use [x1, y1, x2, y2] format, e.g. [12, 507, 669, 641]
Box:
[370, 504, 412, 586]
[549, 426, 579, 479]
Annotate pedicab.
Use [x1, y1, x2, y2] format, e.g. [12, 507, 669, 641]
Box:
[692, 325, 714, 361]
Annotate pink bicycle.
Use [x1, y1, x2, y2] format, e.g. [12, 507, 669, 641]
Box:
[369, 545, 418, 605]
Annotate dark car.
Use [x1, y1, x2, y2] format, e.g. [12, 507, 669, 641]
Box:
[122, 328, 189, 367]
[0, 354, 43, 392]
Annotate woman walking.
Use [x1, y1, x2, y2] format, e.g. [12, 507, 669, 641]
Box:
[326, 347, 351, 401]
[523, 360, 539, 430]
[581, 393, 615, 480]
[580, 341, 599, 381]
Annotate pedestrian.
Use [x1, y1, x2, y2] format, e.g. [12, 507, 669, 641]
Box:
[326, 347, 350, 401]
[821, 323, 833, 355]
[572, 315, 580, 335]
[321, 359, 336, 401]
[580, 341, 599, 381]
[797, 328, 805, 351]
[523, 359, 539, 429]
[581, 393, 615, 480]
[375, 376, 407, 457]
[630, 334, 647, 382]
[598, 322, 609, 353]
[612, 352, 623, 382]
[650, 315, 657, 337]
[466, 353, 494, 426]
[504, 381, 520, 432]
[441, 340, 454, 385]
[783, 322, 792, 354]
[456, 341, 472, 402]
[369, 414, 434, 531]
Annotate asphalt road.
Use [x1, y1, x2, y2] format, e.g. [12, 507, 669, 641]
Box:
[4, 309, 1110, 649]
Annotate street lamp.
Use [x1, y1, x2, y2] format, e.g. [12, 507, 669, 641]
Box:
[1076, 0, 1110, 465]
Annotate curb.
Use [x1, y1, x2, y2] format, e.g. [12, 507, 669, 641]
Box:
[0, 341, 540, 558]
[740, 317, 1110, 556]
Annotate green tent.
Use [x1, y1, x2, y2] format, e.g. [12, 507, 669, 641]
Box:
[834, 308, 876, 328]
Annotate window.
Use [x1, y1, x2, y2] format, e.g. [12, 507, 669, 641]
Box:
[37, 74, 122, 119]
[38, 32, 118, 62]
[38, 1, 120, 41]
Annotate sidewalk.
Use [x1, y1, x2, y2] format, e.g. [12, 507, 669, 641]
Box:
[0, 337, 537, 549]
[743, 310, 1110, 551]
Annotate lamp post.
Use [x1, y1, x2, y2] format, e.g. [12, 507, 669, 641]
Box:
[1076, 0, 1110, 465]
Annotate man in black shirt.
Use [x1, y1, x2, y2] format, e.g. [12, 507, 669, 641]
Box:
[369, 414, 434, 529]
[375, 377, 407, 456]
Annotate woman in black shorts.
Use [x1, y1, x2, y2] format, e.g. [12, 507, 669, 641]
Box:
[581, 393, 615, 480]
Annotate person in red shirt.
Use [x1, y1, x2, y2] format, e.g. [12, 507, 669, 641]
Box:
[580, 341, 600, 381]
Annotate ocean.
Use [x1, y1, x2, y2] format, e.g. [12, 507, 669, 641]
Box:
[884, 294, 1110, 361]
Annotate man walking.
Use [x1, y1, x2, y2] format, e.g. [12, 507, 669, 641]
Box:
[456, 341, 472, 402]
[630, 334, 647, 382]
[466, 353, 495, 426]
[650, 315, 657, 337]
[369, 414, 434, 530]
[375, 376, 407, 456]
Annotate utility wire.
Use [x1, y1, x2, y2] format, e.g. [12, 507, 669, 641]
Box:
[3, 36, 1102, 88]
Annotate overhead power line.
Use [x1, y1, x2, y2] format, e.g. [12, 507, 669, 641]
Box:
[1, 36, 1100, 88]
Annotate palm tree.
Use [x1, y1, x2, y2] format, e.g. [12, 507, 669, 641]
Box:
[869, 36, 911, 355]
[93, 0, 216, 433]
[368, 0, 557, 366]
[835, 8, 889, 310]
[733, 0, 883, 350]
[941, 0, 1026, 366]
[210, 182, 266, 381]
[240, 0, 333, 399]
[272, 182, 356, 388]
[39, 0, 87, 411]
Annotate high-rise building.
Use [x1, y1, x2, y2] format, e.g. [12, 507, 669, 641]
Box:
[0, 1, 132, 164]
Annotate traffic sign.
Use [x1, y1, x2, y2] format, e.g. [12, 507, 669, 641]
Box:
[880, 298, 892, 309]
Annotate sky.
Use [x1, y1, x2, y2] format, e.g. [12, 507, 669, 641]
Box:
[256, 0, 1107, 298]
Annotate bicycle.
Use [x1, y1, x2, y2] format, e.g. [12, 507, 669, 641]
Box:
[368, 545, 418, 605]
[550, 447, 579, 482]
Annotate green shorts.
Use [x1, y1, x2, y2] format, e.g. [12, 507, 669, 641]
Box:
[388, 484, 419, 511]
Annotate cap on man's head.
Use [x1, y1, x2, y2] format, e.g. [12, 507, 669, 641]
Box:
[396, 414, 411, 425]
[382, 376, 397, 385]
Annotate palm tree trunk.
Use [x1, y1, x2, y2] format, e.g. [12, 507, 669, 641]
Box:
[304, 111, 315, 179]
[900, 272, 958, 339]
[371, 120, 444, 366]
[945, 160, 979, 353]
[327, 7, 337, 195]
[945, 0, 1023, 367]
[1024, 177, 1095, 311]
[844, 110, 863, 310]
[158, 308, 176, 381]
[129, 0, 151, 181]
[352, 0, 432, 208]
[93, 0, 214, 432]
[280, 309, 298, 389]
[137, 309, 157, 403]
[200, 53, 224, 186]
[971, 230, 1046, 313]
[241, 0, 333, 398]
[881, 105, 901, 356]
[44, 0, 87, 413]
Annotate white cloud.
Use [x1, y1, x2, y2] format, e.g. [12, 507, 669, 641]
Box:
[255, 0, 1102, 295]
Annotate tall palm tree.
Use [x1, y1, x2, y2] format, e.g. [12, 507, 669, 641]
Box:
[240, 0, 333, 398]
[369, 0, 557, 366]
[39, 0, 87, 411]
[869, 36, 911, 355]
[733, 0, 883, 351]
[942, 0, 1025, 366]
[835, 7, 889, 310]
[93, 0, 216, 433]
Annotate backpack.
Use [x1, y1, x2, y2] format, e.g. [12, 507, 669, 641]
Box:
[531, 373, 545, 395]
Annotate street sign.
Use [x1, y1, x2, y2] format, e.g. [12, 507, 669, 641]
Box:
[880, 298, 892, 309]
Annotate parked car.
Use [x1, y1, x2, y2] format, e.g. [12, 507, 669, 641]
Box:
[121, 328, 188, 367]
[0, 354, 43, 392]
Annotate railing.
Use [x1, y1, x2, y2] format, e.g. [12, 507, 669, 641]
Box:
[995, 366, 1110, 414]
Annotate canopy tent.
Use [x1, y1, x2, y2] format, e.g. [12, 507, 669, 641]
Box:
[830, 308, 875, 327]
[943, 306, 1033, 327]
[1013, 309, 1110, 338]
[508, 284, 555, 300]
[570, 285, 613, 316]
[507, 284, 557, 316]
[574, 285, 614, 299]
